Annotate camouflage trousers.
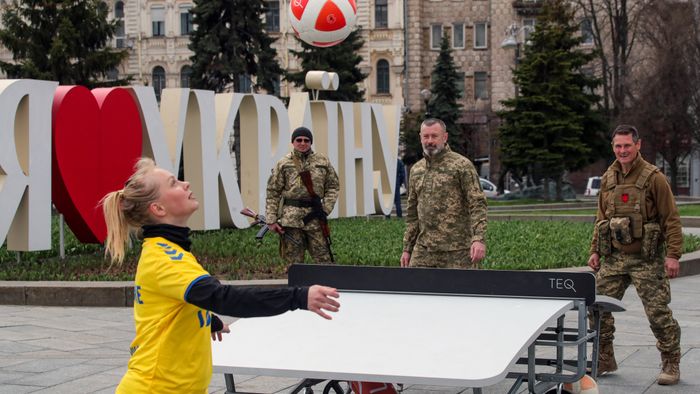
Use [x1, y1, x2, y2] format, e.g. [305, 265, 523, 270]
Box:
[409, 246, 478, 269]
[594, 251, 680, 354]
[280, 221, 333, 265]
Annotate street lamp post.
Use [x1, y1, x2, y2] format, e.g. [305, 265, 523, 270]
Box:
[420, 88, 432, 119]
[501, 23, 521, 61]
[501, 23, 531, 97]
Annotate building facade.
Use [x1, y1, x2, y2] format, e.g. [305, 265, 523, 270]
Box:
[92, 0, 406, 108]
[403, 0, 546, 182]
[6, 1, 690, 194]
[0, 0, 533, 184]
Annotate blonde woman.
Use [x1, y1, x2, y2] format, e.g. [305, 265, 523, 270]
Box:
[102, 158, 340, 394]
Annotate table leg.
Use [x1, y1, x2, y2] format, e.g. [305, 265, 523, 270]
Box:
[224, 373, 236, 394]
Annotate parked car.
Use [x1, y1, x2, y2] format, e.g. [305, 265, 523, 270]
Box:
[584, 176, 601, 197]
[480, 178, 510, 198]
[500, 181, 577, 200]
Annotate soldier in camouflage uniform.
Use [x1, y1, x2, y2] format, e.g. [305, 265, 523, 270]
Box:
[266, 127, 340, 265]
[400, 118, 488, 269]
[588, 124, 682, 385]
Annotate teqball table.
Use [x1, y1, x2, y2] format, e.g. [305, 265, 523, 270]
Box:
[213, 264, 624, 394]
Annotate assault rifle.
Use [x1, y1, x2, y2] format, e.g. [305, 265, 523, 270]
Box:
[299, 170, 335, 262]
[240, 207, 301, 247]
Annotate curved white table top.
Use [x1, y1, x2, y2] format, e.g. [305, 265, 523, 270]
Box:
[212, 291, 573, 387]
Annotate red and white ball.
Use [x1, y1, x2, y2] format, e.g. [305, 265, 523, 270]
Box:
[289, 0, 357, 47]
[562, 375, 599, 394]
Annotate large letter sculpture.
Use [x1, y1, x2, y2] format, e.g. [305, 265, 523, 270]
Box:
[239, 94, 291, 217]
[52, 86, 142, 243]
[0, 84, 402, 252]
[0, 79, 56, 251]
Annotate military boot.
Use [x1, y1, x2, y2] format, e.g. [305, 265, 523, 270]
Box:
[657, 352, 680, 385]
[596, 342, 618, 375]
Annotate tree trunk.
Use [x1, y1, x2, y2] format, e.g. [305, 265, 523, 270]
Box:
[669, 160, 679, 195]
[556, 177, 563, 201]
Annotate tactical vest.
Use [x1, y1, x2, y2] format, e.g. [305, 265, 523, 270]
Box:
[603, 162, 658, 231]
[600, 161, 662, 258]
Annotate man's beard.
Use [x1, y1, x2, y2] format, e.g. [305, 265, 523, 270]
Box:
[423, 145, 443, 157]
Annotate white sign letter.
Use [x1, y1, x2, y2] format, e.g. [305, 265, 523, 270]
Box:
[0, 79, 57, 250]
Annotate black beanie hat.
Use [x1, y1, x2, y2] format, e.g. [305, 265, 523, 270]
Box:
[291, 126, 313, 144]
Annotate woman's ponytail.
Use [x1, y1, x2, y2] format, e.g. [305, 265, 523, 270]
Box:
[101, 158, 159, 265]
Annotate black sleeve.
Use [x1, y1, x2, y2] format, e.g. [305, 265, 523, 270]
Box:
[185, 276, 309, 318]
[210, 314, 224, 332]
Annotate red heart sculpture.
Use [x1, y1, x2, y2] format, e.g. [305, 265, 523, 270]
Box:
[52, 86, 142, 243]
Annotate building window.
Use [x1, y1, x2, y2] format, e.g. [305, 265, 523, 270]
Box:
[453, 23, 464, 49]
[239, 74, 252, 93]
[474, 22, 487, 49]
[376, 59, 390, 94]
[115, 21, 125, 48]
[152, 66, 166, 101]
[431, 24, 443, 50]
[657, 155, 690, 187]
[180, 66, 192, 88]
[523, 18, 536, 42]
[265, 1, 280, 32]
[180, 5, 193, 35]
[581, 67, 594, 94]
[474, 72, 488, 100]
[115, 1, 125, 48]
[375, 0, 388, 28]
[152, 6, 165, 37]
[272, 76, 281, 96]
[115, 1, 124, 18]
[107, 67, 119, 81]
[581, 18, 593, 45]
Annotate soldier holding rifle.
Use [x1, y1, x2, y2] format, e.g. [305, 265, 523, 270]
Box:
[265, 126, 340, 264]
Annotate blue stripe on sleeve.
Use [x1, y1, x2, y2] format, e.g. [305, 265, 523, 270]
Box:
[184, 274, 211, 301]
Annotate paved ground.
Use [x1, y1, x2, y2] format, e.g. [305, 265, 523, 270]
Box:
[1, 274, 698, 394]
[1, 226, 699, 393]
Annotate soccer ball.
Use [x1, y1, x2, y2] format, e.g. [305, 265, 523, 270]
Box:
[289, 0, 357, 47]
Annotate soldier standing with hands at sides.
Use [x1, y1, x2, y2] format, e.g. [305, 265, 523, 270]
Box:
[102, 158, 340, 394]
[266, 126, 340, 265]
[400, 118, 488, 269]
[588, 124, 682, 385]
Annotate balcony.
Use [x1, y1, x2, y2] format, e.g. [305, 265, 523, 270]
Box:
[512, 0, 543, 16]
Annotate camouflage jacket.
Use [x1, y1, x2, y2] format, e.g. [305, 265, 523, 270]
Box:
[265, 149, 340, 228]
[590, 154, 683, 259]
[402, 145, 488, 253]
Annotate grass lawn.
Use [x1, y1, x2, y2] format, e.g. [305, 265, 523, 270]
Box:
[2, 216, 699, 281]
[487, 199, 572, 206]
[492, 204, 700, 217]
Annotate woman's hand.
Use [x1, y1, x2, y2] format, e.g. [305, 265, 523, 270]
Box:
[307, 285, 340, 320]
[211, 322, 230, 341]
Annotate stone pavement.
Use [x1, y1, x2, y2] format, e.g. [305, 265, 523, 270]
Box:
[0, 274, 698, 394]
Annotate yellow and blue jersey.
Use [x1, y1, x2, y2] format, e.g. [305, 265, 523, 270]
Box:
[117, 237, 213, 394]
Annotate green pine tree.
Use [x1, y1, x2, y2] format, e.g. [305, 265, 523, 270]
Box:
[188, 0, 283, 93]
[428, 34, 467, 157]
[400, 110, 424, 165]
[498, 0, 606, 200]
[0, 0, 128, 87]
[286, 28, 367, 102]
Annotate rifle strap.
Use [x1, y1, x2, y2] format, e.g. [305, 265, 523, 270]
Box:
[299, 170, 319, 199]
[293, 153, 330, 239]
[292, 153, 319, 199]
